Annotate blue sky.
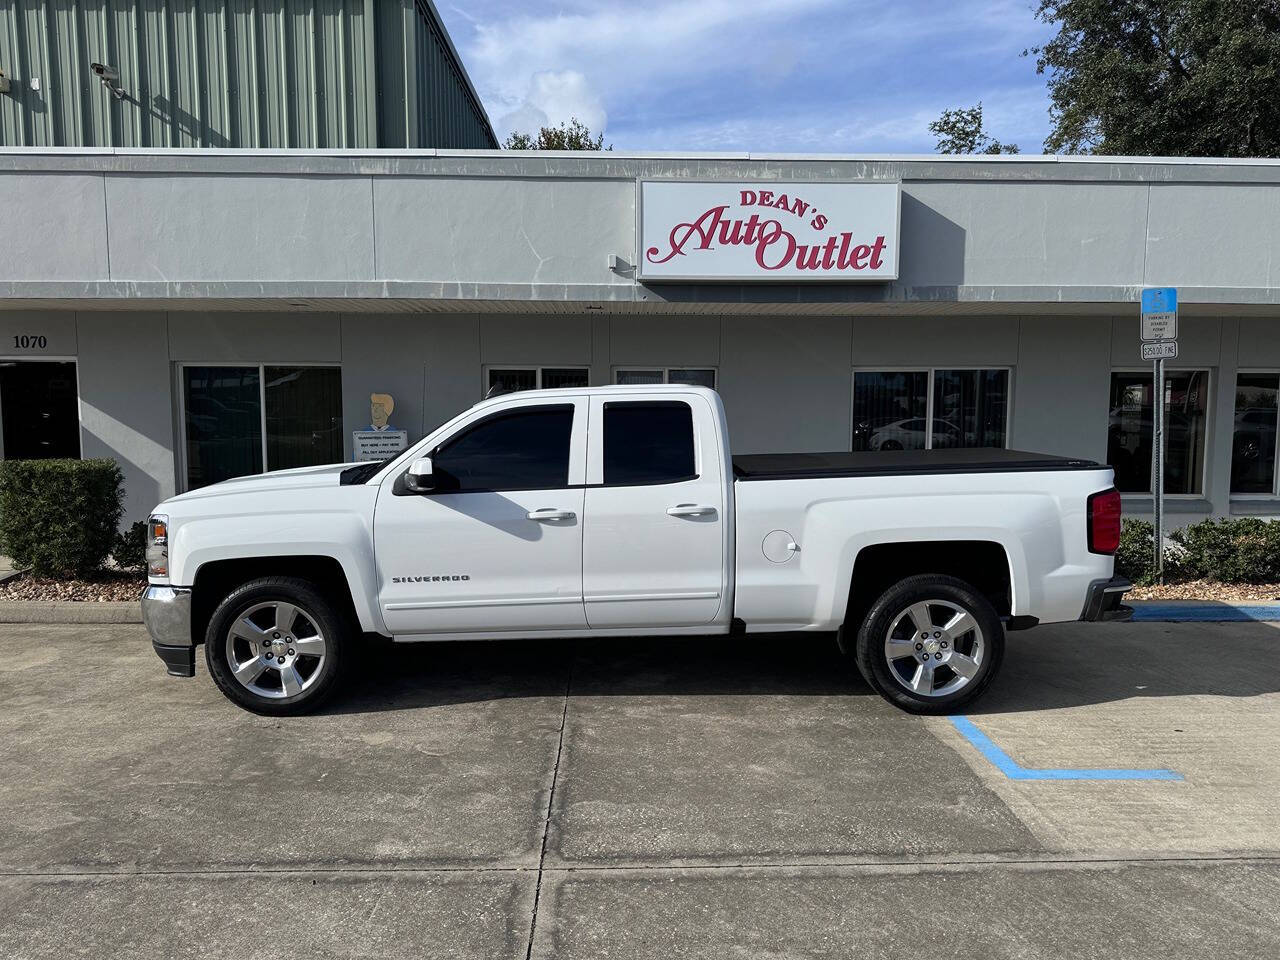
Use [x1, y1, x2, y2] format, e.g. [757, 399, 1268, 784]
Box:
[437, 0, 1058, 154]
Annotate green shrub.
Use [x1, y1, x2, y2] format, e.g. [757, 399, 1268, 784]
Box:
[1170, 517, 1280, 584]
[112, 520, 148, 571]
[1115, 517, 1157, 585]
[0, 459, 124, 578]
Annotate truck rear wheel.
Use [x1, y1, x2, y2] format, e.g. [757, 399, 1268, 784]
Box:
[854, 574, 1004, 714]
[205, 577, 348, 715]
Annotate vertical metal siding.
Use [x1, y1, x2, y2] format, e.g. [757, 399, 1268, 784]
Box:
[410, 0, 493, 148]
[0, 0, 491, 147]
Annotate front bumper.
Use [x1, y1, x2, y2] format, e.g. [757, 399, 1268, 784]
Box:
[1080, 576, 1133, 622]
[141, 585, 195, 677]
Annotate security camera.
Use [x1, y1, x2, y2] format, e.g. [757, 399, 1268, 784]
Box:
[90, 62, 125, 99]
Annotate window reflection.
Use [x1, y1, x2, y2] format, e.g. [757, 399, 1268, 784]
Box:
[1107, 370, 1208, 494]
[1231, 374, 1279, 494]
[852, 370, 1007, 451]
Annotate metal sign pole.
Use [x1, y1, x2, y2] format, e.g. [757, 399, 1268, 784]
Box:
[1141, 287, 1176, 586]
[1153, 356, 1164, 583]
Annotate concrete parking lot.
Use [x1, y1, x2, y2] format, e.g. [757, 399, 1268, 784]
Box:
[1, 619, 1278, 959]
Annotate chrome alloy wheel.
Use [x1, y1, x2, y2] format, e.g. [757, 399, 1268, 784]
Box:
[223, 600, 328, 699]
[883, 599, 985, 698]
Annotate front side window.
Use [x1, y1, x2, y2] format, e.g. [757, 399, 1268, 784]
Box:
[432, 405, 573, 491]
[183, 365, 343, 489]
[1231, 373, 1279, 494]
[853, 369, 1007, 451]
[1107, 370, 1209, 495]
[616, 368, 717, 389]
[603, 401, 695, 485]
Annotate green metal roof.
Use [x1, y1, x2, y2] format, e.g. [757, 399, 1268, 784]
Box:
[0, 0, 497, 148]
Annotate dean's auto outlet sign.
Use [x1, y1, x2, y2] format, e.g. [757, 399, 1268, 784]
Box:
[638, 180, 900, 282]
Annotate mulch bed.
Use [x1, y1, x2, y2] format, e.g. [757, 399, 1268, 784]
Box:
[1125, 578, 1280, 602]
[0, 570, 147, 602]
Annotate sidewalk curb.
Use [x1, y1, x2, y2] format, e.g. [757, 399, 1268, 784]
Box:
[1130, 601, 1280, 622]
[0, 602, 142, 624]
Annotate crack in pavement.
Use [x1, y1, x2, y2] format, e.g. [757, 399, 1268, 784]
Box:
[523, 643, 574, 960]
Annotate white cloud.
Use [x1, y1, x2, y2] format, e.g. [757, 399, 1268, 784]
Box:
[461, 0, 840, 139]
[497, 69, 607, 140]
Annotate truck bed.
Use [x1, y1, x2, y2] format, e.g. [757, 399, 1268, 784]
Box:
[732, 448, 1100, 481]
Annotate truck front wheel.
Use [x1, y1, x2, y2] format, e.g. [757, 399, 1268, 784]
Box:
[205, 577, 348, 715]
[854, 575, 1004, 714]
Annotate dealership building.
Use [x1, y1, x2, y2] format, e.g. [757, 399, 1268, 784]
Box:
[1, 149, 1280, 527]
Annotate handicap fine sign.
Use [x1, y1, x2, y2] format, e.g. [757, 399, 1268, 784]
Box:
[1140, 287, 1178, 342]
[1141, 341, 1178, 361]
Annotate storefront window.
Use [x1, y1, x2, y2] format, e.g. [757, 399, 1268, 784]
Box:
[183, 364, 342, 489]
[852, 369, 1007, 451]
[1231, 373, 1280, 494]
[183, 366, 263, 488]
[541, 368, 590, 389]
[615, 368, 717, 389]
[487, 367, 588, 393]
[264, 366, 344, 471]
[933, 369, 1008, 449]
[1107, 370, 1208, 495]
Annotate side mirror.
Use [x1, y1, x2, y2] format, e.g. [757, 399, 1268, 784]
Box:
[405, 456, 435, 493]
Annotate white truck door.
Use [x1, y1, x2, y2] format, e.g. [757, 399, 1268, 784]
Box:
[582, 394, 726, 628]
[374, 398, 587, 635]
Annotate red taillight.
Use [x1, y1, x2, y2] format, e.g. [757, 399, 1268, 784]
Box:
[1087, 488, 1122, 554]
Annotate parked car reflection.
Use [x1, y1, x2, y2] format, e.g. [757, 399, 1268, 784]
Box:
[867, 418, 964, 451]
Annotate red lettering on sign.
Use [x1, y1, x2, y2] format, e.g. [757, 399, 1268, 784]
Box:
[645, 200, 890, 275]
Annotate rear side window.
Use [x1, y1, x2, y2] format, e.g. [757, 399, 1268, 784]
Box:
[603, 401, 696, 485]
[432, 405, 573, 491]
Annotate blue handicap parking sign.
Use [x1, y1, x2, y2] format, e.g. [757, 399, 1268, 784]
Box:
[1141, 287, 1177, 314]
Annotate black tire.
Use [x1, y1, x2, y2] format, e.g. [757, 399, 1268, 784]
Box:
[205, 576, 349, 715]
[853, 574, 1004, 714]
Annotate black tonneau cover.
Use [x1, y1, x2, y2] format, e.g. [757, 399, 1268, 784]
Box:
[732, 448, 1100, 481]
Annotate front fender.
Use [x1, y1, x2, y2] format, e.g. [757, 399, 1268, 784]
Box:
[166, 495, 384, 635]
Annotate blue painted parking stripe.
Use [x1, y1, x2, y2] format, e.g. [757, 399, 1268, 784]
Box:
[1130, 603, 1280, 622]
[950, 716, 1183, 781]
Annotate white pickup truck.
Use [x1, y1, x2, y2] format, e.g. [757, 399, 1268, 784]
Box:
[142, 385, 1130, 715]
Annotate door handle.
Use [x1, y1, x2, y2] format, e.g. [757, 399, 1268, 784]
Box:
[667, 503, 716, 518]
[527, 508, 576, 522]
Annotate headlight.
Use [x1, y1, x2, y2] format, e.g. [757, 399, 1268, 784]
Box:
[147, 515, 169, 577]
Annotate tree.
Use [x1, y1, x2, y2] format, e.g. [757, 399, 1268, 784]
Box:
[503, 117, 611, 150]
[1030, 0, 1280, 156]
[929, 102, 1021, 154]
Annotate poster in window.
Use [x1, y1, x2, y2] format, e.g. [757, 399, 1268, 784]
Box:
[353, 392, 408, 462]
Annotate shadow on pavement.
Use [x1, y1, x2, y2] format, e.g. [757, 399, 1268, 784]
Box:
[330, 621, 1280, 716]
[973, 621, 1280, 714]
[332, 633, 867, 715]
